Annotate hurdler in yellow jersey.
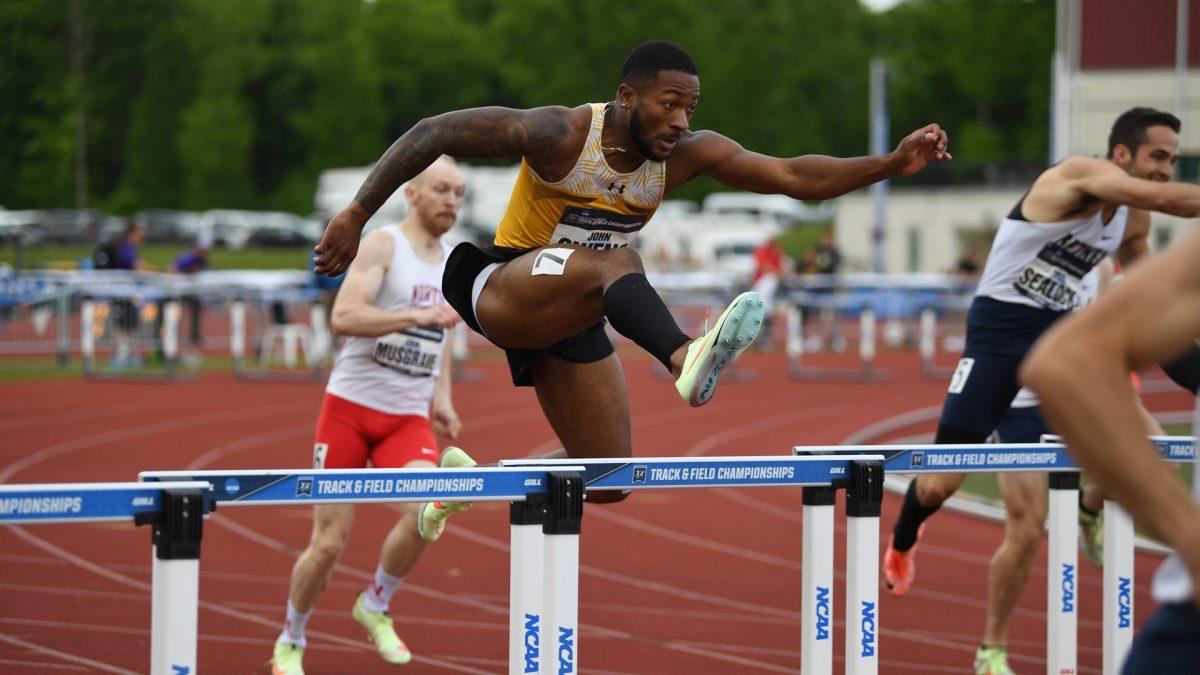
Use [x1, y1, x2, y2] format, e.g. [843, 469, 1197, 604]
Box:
[316, 40, 951, 515]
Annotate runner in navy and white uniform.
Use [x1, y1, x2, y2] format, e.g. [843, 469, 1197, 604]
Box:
[271, 157, 467, 675]
[883, 108, 1191, 642]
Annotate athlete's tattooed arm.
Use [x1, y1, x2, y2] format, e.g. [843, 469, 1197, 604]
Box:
[313, 106, 572, 276]
[676, 124, 949, 200]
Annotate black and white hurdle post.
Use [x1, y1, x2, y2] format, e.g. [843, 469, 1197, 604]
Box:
[844, 459, 884, 675]
[508, 472, 584, 675]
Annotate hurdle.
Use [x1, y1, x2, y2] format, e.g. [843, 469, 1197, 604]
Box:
[0, 480, 213, 675]
[794, 437, 1196, 675]
[1, 467, 585, 675]
[501, 454, 886, 675]
[229, 290, 332, 382]
[917, 295, 971, 381]
[784, 297, 887, 382]
[80, 291, 187, 381]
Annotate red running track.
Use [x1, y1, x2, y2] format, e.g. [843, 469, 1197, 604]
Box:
[0, 349, 1192, 674]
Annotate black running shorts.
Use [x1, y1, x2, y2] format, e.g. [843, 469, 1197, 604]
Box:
[442, 242, 613, 387]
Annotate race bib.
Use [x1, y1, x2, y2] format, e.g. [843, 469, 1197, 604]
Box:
[373, 326, 444, 377]
[1012, 234, 1107, 311]
[550, 206, 648, 251]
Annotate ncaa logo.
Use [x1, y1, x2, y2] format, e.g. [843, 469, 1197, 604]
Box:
[910, 451, 925, 469]
[632, 466, 647, 484]
[296, 477, 313, 497]
[223, 478, 240, 496]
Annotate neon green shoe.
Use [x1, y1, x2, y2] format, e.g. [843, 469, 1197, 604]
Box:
[271, 641, 305, 675]
[1079, 506, 1104, 568]
[417, 447, 476, 542]
[973, 645, 1014, 675]
[353, 592, 413, 665]
[674, 291, 765, 407]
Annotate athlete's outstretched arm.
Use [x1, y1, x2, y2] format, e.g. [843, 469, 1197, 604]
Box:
[1064, 157, 1200, 218]
[688, 124, 950, 201]
[314, 106, 572, 275]
[1022, 226, 1200, 602]
[329, 229, 459, 337]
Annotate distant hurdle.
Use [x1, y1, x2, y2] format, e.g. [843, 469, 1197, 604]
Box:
[917, 294, 970, 381]
[794, 436, 1197, 675]
[80, 290, 187, 381]
[783, 299, 886, 382]
[229, 287, 333, 381]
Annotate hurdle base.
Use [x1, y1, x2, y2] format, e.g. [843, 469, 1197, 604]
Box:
[790, 365, 890, 382]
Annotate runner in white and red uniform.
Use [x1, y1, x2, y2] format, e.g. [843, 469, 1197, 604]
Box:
[271, 157, 466, 675]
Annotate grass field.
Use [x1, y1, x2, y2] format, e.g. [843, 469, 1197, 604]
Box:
[1, 244, 313, 271]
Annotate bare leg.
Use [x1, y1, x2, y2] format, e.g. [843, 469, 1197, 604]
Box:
[289, 504, 354, 612]
[378, 470, 435, 578]
[984, 472, 1048, 646]
[527, 353, 632, 503]
[913, 471, 968, 508]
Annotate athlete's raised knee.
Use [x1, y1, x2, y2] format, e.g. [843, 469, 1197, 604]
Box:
[582, 246, 645, 289]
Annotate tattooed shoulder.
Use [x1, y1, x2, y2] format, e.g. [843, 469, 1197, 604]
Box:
[433, 105, 575, 161]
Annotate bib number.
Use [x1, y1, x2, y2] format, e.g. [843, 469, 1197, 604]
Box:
[373, 327, 444, 377]
[550, 206, 647, 251]
[1013, 257, 1083, 311]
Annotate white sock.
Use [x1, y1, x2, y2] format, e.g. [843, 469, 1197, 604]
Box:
[362, 565, 403, 613]
[277, 601, 311, 648]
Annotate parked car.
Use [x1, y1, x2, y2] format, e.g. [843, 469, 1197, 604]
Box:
[201, 209, 321, 249]
[132, 210, 202, 244]
[0, 209, 43, 245]
[701, 192, 833, 225]
[32, 209, 126, 244]
[246, 212, 322, 247]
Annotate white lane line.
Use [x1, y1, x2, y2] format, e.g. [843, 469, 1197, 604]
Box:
[0, 633, 138, 675]
[0, 657, 88, 672]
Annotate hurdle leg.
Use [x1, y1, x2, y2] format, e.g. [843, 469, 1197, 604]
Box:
[785, 301, 803, 373]
[859, 309, 876, 373]
[81, 299, 96, 374]
[802, 486, 836, 675]
[510, 496, 547, 675]
[1047, 473, 1079, 675]
[145, 489, 203, 675]
[1102, 500, 1135, 675]
[541, 473, 583, 675]
[845, 461, 883, 675]
[230, 300, 246, 375]
[919, 307, 936, 376]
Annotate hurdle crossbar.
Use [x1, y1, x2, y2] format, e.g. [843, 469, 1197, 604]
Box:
[0, 480, 213, 675]
[501, 454, 886, 675]
[795, 437, 1197, 675]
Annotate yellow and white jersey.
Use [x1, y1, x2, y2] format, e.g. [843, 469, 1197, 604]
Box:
[494, 103, 666, 251]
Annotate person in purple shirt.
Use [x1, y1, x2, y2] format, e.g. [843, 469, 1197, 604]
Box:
[113, 222, 147, 271]
[169, 235, 212, 344]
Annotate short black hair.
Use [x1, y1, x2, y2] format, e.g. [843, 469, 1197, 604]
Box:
[1107, 107, 1181, 158]
[618, 40, 698, 86]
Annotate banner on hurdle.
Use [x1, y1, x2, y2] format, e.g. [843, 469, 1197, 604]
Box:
[501, 455, 886, 675]
[795, 437, 1197, 675]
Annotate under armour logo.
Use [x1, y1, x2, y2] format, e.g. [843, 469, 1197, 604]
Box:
[607, 182, 625, 194]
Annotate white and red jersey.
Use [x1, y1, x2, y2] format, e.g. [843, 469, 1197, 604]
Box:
[325, 226, 452, 417]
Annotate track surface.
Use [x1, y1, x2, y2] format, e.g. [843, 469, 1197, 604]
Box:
[0, 348, 1191, 674]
